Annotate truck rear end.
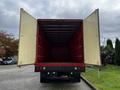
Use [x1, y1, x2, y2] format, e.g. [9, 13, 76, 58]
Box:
[18, 8, 101, 83]
[35, 19, 85, 82]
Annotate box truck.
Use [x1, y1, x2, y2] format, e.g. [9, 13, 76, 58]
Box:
[18, 8, 101, 83]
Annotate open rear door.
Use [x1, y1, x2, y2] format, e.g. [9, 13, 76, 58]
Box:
[18, 8, 37, 66]
[83, 9, 101, 65]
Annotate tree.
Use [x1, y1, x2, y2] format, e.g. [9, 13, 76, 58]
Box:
[104, 39, 114, 64]
[0, 31, 18, 58]
[115, 38, 120, 65]
[101, 46, 107, 66]
[107, 39, 113, 49]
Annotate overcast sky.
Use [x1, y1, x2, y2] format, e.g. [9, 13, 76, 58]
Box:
[0, 0, 120, 45]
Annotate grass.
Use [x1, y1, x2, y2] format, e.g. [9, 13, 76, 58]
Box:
[82, 65, 120, 90]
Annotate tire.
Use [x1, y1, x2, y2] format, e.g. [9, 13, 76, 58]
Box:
[40, 72, 45, 83]
[40, 72, 48, 83]
[74, 72, 81, 82]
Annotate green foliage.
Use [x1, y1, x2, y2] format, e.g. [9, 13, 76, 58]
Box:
[101, 39, 115, 65]
[107, 39, 113, 49]
[105, 39, 114, 54]
[115, 38, 120, 65]
[83, 65, 120, 90]
[84, 38, 120, 90]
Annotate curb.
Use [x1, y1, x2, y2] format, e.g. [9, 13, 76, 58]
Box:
[81, 75, 97, 90]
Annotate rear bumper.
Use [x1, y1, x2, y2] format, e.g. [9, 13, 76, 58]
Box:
[35, 63, 85, 72]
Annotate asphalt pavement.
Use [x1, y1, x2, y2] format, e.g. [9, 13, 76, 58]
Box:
[0, 65, 93, 90]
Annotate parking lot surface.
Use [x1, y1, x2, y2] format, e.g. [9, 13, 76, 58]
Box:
[0, 65, 92, 90]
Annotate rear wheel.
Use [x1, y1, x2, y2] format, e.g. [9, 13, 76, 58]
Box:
[73, 72, 81, 82]
[40, 72, 47, 83]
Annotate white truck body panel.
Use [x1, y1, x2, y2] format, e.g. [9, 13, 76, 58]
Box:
[18, 9, 37, 66]
[83, 9, 101, 65]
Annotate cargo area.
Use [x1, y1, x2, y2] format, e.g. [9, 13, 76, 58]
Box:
[36, 19, 84, 64]
[17, 9, 101, 82]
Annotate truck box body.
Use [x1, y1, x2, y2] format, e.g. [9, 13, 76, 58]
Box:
[18, 8, 101, 82]
[35, 19, 85, 72]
